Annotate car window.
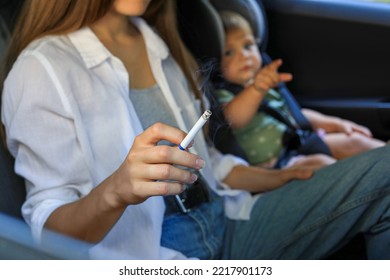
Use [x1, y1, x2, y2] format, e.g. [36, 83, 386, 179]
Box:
[357, 0, 390, 3]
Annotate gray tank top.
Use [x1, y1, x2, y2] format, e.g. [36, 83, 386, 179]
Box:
[130, 85, 178, 146]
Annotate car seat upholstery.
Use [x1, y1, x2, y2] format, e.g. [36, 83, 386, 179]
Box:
[210, 0, 268, 52]
[0, 0, 26, 219]
[0, 132, 26, 219]
[176, 0, 250, 160]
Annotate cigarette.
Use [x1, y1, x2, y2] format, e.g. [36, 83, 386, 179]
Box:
[178, 110, 212, 150]
[174, 110, 211, 213]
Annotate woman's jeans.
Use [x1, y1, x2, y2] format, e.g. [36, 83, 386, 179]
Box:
[161, 146, 390, 259]
[161, 193, 226, 260]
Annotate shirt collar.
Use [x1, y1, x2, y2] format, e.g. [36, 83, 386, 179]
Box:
[132, 17, 169, 60]
[68, 17, 169, 69]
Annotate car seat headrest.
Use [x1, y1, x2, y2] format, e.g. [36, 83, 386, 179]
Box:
[176, 0, 224, 63]
[210, 0, 268, 51]
[177, 0, 268, 65]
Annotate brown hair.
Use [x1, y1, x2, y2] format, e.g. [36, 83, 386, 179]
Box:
[2, 0, 113, 79]
[143, 0, 202, 106]
[219, 10, 255, 39]
[0, 0, 202, 142]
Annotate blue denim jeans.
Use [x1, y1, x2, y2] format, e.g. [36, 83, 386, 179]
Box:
[161, 193, 226, 259]
[162, 146, 390, 259]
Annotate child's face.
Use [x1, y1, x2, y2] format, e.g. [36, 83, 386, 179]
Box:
[221, 27, 262, 86]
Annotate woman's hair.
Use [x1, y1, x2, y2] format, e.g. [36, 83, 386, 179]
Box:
[0, 0, 202, 142]
[2, 0, 113, 78]
[143, 0, 202, 105]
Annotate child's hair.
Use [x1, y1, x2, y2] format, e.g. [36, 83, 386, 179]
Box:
[219, 11, 253, 36]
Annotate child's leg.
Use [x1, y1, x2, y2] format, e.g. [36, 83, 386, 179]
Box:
[324, 132, 385, 160]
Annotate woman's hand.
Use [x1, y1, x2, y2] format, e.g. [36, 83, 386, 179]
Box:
[46, 122, 205, 242]
[108, 122, 205, 208]
[223, 164, 313, 193]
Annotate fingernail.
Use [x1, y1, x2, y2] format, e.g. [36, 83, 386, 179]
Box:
[190, 173, 198, 183]
[195, 158, 205, 169]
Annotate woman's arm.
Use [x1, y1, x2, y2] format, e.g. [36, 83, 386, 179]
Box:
[3, 54, 204, 243]
[45, 123, 205, 243]
[223, 164, 313, 193]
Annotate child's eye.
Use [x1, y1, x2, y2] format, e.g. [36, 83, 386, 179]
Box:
[223, 49, 233, 57]
[244, 42, 255, 50]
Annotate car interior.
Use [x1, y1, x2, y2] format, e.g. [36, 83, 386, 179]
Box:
[1, 0, 390, 259]
[264, 0, 390, 141]
[176, 0, 375, 260]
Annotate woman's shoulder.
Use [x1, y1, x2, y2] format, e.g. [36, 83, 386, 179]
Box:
[17, 34, 79, 68]
[4, 33, 89, 103]
[8, 32, 94, 85]
[6, 35, 69, 81]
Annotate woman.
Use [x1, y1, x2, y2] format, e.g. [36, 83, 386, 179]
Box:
[1, 0, 390, 259]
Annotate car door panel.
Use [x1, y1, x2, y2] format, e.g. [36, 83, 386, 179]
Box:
[262, 0, 390, 140]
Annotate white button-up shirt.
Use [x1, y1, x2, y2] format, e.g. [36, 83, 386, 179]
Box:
[2, 17, 259, 259]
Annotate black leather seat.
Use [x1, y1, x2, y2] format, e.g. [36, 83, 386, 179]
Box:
[0, 0, 26, 219]
[0, 136, 26, 219]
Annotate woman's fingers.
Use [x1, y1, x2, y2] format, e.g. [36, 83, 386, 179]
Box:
[139, 162, 199, 184]
[134, 181, 186, 198]
[130, 143, 205, 170]
[112, 122, 206, 205]
[119, 180, 185, 205]
[130, 122, 205, 171]
[276, 165, 314, 186]
[134, 122, 186, 148]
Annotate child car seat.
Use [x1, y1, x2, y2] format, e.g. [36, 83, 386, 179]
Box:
[176, 0, 250, 160]
[177, 0, 316, 160]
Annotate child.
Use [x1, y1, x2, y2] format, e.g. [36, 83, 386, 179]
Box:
[214, 11, 385, 169]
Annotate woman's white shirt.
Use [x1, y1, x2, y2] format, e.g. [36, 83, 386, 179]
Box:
[1, 17, 258, 259]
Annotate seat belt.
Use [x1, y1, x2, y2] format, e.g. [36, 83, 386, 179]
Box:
[277, 85, 313, 131]
[261, 52, 313, 131]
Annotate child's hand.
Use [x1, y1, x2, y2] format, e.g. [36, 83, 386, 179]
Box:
[330, 118, 373, 137]
[252, 59, 293, 94]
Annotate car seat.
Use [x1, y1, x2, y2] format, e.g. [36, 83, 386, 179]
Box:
[0, 0, 26, 219]
[0, 136, 26, 219]
[176, 0, 367, 260]
[176, 0, 250, 160]
[176, 0, 315, 161]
